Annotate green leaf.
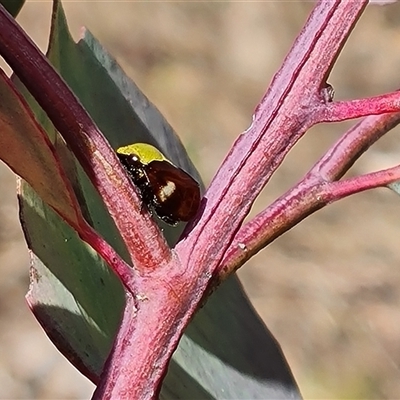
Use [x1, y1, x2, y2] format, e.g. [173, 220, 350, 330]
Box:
[19, 0, 300, 398]
[388, 181, 400, 195]
[165, 276, 300, 399]
[0, 0, 25, 18]
[23, 182, 124, 379]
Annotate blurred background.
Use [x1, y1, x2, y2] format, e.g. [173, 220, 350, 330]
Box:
[1, 1, 400, 398]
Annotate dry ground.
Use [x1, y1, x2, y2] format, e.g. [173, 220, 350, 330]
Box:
[1, 1, 400, 399]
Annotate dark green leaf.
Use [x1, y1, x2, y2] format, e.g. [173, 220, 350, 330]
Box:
[1, 0, 25, 18]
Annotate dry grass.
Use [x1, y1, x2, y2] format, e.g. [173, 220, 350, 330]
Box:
[1, 1, 400, 398]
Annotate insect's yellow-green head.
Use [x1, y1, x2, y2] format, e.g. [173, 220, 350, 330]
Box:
[116, 143, 170, 166]
[116, 143, 200, 226]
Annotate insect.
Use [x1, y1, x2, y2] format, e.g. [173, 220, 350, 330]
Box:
[116, 143, 200, 225]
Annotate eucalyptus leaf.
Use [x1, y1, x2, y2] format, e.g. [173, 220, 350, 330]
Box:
[0, 0, 25, 18]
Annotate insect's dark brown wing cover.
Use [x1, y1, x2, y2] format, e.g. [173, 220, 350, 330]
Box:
[146, 160, 200, 223]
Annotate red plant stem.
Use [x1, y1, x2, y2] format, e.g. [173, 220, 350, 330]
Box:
[318, 91, 400, 122]
[219, 111, 400, 280]
[177, 0, 368, 291]
[94, 292, 138, 397]
[93, 264, 187, 400]
[79, 223, 137, 291]
[314, 112, 400, 180]
[0, 4, 171, 274]
[96, 2, 373, 398]
[218, 178, 325, 282]
[326, 167, 400, 200]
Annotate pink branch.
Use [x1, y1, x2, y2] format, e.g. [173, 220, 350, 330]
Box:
[318, 91, 400, 122]
[219, 111, 400, 281]
[325, 166, 400, 200]
[314, 112, 400, 179]
[217, 178, 324, 282]
[95, 2, 375, 398]
[93, 293, 138, 398]
[79, 224, 137, 292]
